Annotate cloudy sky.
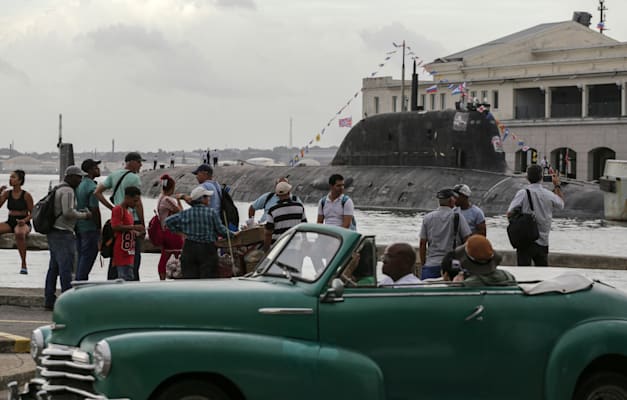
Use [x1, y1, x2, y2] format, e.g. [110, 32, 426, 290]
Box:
[1, 0, 625, 154]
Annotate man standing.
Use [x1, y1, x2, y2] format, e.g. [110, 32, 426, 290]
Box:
[378, 243, 421, 286]
[317, 174, 355, 230]
[453, 184, 487, 236]
[248, 177, 301, 224]
[111, 187, 144, 281]
[75, 159, 102, 281]
[44, 166, 92, 310]
[182, 164, 222, 213]
[212, 149, 219, 168]
[169, 153, 175, 168]
[165, 187, 232, 279]
[153, 154, 158, 170]
[419, 189, 472, 279]
[264, 181, 307, 250]
[507, 165, 564, 266]
[94, 152, 145, 280]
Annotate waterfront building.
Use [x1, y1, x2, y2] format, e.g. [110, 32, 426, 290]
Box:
[361, 13, 627, 181]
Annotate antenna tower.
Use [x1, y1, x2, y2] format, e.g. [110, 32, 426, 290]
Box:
[598, 0, 607, 35]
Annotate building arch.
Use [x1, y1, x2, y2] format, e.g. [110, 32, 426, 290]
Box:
[514, 147, 538, 173]
[588, 147, 615, 181]
[551, 147, 577, 179]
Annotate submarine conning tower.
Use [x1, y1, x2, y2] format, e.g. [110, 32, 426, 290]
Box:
[332, 109, 507, 173]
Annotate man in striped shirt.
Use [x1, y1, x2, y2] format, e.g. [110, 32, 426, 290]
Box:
[165, 186, 233, 279]
[264, 182, 307, 251]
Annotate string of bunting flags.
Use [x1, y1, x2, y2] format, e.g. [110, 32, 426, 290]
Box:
[287, 42, 532, 165]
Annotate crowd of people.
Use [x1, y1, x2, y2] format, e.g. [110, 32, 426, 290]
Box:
[0, 158, 565, 309]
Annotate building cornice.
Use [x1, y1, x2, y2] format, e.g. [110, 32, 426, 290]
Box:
[497, 117, 627, 127]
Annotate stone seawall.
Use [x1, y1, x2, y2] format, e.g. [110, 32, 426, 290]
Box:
[140, 165, 603, 219]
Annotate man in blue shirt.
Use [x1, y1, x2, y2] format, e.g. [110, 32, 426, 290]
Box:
[453, 184, 487, 236]
[247, 177, 302, 224]
[75, 159, 102, 280]
[165, 187, 234, 279]
[182, 164, 222, 212]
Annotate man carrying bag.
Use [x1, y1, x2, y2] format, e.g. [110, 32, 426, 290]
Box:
[507, 165, 564, 266]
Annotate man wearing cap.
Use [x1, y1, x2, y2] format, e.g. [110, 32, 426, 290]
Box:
[419, 188, 472, 279]
[454, 235, 516, 287]
[507, 164, 564, 266]
[94, 151, 145, 280]
[75, 159, 102, 281]
[264, 181, 307, 251]
[378, 243, 421, 286]
[183, 164, 222, 213]
[165, 186, 233, 279]
[44, 166, 92, 310]
[248, 177, 302, 225]
[453, 184, 487, 236]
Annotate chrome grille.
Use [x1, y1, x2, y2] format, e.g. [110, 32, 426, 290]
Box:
[35, 344, 102, 399]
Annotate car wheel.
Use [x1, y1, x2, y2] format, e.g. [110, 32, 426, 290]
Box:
[154, 379, 231, 400]
[574, 372, 627, 400]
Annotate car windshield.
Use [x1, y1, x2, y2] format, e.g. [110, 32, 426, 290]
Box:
[256, 231, 341, 282]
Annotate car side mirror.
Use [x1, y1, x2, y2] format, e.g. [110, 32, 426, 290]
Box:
[320, 278, 345, 303]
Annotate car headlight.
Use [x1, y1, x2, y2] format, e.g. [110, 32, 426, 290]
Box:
[30, 329, 44, 360]
[93, 340, 112, 378]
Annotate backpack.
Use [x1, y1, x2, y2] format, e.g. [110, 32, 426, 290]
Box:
[32, 184, 65, 234]
[507, 189, 540, 249]
[451, 212, 460, 249]
[320, 194, 357, 231]
[219, 185, 239, 230]
[100, 219, 114, 258]
[147, 213, 163, 247]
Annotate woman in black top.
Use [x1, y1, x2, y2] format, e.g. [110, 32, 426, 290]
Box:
[0, 170, 34, 274]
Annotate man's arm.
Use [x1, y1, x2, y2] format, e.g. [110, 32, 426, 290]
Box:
[135, 198, 145, 224]
[419, 239, 427, 266]
[94, 184, 114, 210]
[476, 222, 487, 236]
[341, 215, 352, 229]
[552, 173, 564, 202]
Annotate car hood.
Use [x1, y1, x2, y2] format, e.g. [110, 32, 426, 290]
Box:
[50, 278, 319, 345]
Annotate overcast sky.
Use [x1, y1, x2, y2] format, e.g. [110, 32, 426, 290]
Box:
[1, 0, 625, 154]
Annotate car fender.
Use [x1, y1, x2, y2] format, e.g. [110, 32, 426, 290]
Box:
[93, 330, 385, 400]
[544, 319, 627, 400]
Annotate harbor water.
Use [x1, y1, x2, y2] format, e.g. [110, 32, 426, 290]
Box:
[1, 173, 626, 290]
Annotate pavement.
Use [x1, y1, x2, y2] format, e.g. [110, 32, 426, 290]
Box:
[0, 289, 54, 396]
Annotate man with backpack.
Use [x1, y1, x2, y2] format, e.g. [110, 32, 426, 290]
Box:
[94, 152, 145, 281]
[418, 188, 472, 280]
[247, 177, 302, 224]
[317, 174, 356, 231]
[44, 166, 92, 310]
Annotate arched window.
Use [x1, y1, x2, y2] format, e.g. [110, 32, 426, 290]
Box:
[551, 147, 577, 179]
[514, 147, 538, 173]
[588, 147, 615, 181]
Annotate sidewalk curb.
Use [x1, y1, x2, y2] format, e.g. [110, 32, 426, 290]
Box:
[0, 333, 30, 354]
[0, 354, 36, 392]
[0, 289, 45, 308]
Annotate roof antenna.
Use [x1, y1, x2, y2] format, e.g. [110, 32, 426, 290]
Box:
[597, 0, 607, 34]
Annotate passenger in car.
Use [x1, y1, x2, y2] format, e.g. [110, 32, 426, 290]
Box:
[440, 251, 465, 282]
[454, 235, 517, 287]
[342, 243, 376, 286]
[378, 243, 422, 286]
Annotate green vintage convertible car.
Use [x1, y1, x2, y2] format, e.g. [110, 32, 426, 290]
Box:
[9, 223, 627, 400]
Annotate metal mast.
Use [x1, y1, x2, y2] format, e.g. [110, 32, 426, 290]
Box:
[400, 40, 406, 111]
[598, 0, 607, 35]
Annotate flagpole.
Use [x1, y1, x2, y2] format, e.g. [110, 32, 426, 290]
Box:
[400, 40, 406, 111]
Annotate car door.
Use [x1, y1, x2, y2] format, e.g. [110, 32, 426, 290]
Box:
[318, 284, 490, 400]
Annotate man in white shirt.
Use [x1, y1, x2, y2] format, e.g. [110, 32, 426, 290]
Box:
[378, 243, 421, 286]
[507, 164, 564, 266]
[317, 174, 355, 230]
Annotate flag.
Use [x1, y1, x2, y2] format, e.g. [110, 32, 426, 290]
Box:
[447, 83, 456, 89]
[426, 85, 438, 93]
[565, 149, 570, 166]
[315, 134, 321, 142]
[503, 128, 510, 141]
[597, 21, 605, 29]
[339, 117, 352, 128]
[518, 141, 525, 146]
[451, 85, 462, 95]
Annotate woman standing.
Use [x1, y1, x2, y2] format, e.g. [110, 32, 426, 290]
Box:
[157, 174, 184, 280]
[0, 170, 34, 274]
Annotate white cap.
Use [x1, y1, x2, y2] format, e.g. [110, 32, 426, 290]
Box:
[191, 186, 214, 201]
[275, 181, 292, 195]
[453, 184, 471, 197]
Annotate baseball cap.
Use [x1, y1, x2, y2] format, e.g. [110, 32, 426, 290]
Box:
[192, 164, 213, 175]
[65, 165, 87, 177]
[81, 159, 101, 172]
[275, 181, 292, 195]
[125, 152, 146, 162]
[436, 188, 458, 199]
[453, 184, 472, 197]
[190, 186, 214, 201]
[453, 235, 502, 275]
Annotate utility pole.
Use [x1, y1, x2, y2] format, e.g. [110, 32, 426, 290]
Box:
[598, 0, 607, 35]
[400, 40, 406, 111]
